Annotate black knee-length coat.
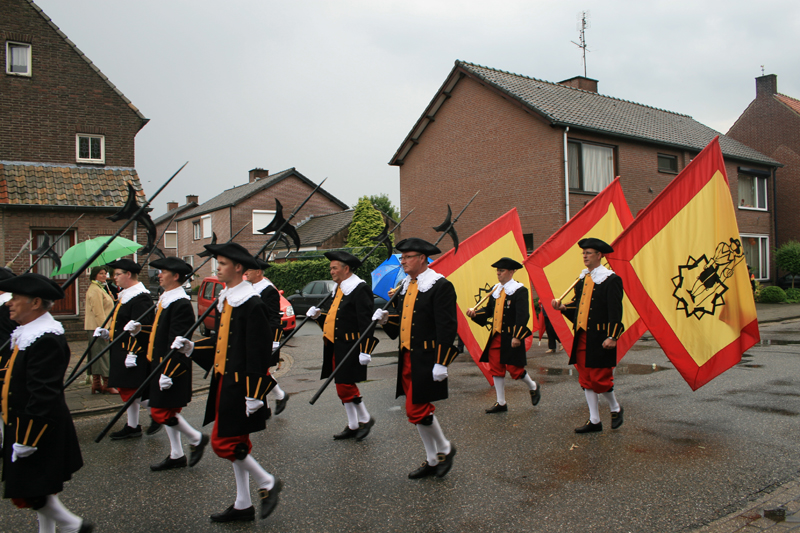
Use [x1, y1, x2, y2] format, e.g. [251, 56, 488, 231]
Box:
[470, 284, 532, 368]
[108, 287, 155, 390]
[148, 295, 195, 409]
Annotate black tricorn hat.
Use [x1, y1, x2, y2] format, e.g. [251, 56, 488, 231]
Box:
[491, 257, 523, 270]
[0, 273, 65, 300]
[324, 251, 362, 270]
[202, 243, 260, 271]
[578, 237, 614, 254]
[395, 238, 441, 257]
[150, 257, 193, 276]
[0, 267, 16, 281]
[251, 257, 270, 270]
[107, 258, 142, 274]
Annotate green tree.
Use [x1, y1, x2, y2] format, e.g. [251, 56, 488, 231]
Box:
[346, 196, 386, 248]
[366, 193, 399, 221]
[775, 240, 800, 288]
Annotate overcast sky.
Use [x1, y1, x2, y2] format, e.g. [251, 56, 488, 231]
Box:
[33, 0, 800, 217]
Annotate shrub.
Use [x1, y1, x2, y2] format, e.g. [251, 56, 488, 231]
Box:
[785, 287, 800, 303]
[759, 286, 787, 303]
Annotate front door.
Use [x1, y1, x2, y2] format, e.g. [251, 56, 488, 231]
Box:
[31, 229, 77, 315]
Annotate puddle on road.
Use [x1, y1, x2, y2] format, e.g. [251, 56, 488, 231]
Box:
[756, 339, 800, 346]
[534, 363, 670, 381]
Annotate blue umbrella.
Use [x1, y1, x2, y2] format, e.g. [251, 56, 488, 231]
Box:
[371, 254, 431, 300]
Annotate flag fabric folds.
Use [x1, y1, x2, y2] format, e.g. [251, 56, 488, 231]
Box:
[431, 209, 534, 384]
[608, 137, 759, 390]
[524, 177, 645, 361]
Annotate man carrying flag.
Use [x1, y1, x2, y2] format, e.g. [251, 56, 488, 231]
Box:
[466, 257, 540, 413]
[551, 238, 624, 433]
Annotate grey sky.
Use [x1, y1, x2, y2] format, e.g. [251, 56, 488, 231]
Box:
[33, 0, 800, 218]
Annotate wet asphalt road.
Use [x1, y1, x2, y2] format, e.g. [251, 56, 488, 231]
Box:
[3, 320, 800, 533]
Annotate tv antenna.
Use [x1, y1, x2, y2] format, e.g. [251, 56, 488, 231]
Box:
[572, 11, 591, 77]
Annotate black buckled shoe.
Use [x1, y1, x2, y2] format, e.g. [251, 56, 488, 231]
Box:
[530, 385, 541, 406]
[274, 395, 289, 415]
[333, 426, 358, 440]
[110, 424, 142, 440]
[189, 434, 210, 467]
[408, 462, 438, 479]
[575, 420, 603, 433]
[355, 418, 375, 441]
[257, 478, 282, 519]
[210, 505, 255, 523]
[435, 444, 456, 478]
[150, 455, 187, 471]
[146, 417, 163, 436]
[485, 402, 508, 414]
[611, 406, 624, 429]
[78, 521, 95, 533]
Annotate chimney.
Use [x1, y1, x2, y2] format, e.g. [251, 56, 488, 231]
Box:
[186, 195, 198, 205]
[167, 201, 178, 211]
[756, 74, 777, 99]
[249, 168, 269, 183]
[558, 76, 599, 93]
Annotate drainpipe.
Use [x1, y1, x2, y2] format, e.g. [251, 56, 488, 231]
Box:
[772, 167, 778, 281]
[564, 126, 571, 222]
[132, 220, 138, 263]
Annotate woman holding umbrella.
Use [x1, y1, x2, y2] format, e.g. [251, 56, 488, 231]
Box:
[83, 266, 117, 394]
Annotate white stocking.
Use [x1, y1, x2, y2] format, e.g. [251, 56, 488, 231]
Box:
[237, 455, 275, 490]
[416, 424, 439, 466]
[602, 391, 620, 412]
[232, 461, 252, 510]
[429, 415, 451, 456]
[344, 402, 359, 430]
[355, 401, 370, 424]
[584, 389, 601, 424]
[38, 495, 82, 533]
[270, 383, 285, 400]
[493, 376, 506, 405]
[175, 414, 202, 446]
[36, 512, 55, 533]
[165, 425, 184, 459]
[519, 371, 537, 390]
[127, 398, 141, 428]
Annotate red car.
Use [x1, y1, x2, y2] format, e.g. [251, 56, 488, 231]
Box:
[196, 276, 296, 336]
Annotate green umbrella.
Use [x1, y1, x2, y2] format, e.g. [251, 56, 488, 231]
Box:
[51, 236, 143, 277]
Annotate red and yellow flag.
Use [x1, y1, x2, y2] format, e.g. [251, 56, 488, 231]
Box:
[608, 138, 759, 390]
[524, 177, 646, 360]
[431, 209, 534, 384]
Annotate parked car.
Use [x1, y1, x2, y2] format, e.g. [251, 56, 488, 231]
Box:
[777, 274, 800, 290]
[196, 276, 296, 336]
[287, 279, 388, 317]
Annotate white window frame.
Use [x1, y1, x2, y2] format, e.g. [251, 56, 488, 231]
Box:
[75, 134, 105, 164]
[201, 215, 212, 239]
[568, 140, 615, 193]
[738, 173, 768, 212]
[211, 257, 218, 276]
[6, 41, 31, 76]
[182, 255, 194, 267]
[164, 231, 177, 249]
[741, 234, 770, 281]
[252, 210, 276, 235]
[193, 221, 201, 240]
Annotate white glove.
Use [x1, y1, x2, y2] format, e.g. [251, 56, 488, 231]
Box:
[359, 352, 371, 365]
[159, 374, 173, 390]
[171, 336, 194, 356]
[432, 363, 448, 382]
[306, 306, 321, 319]
[124, 352, 137, 368]
[123, 320, 142, 336]
[11, 443, 37, 462]
[372, 309, 389, 325]
[93, 327, 110, 340]
[272, 341, 280, 352]
[245, 397, 264, 417]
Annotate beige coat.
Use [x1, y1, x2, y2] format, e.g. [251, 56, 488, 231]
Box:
[84, 281, 115, 330]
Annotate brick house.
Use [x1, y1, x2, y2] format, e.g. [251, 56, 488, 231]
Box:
[1, 0, 150, 338]
[727, 75, 800, 259]
[390, 61, 781, 283]
[153, 195, 199, 257]
[172, 167, 348, 285]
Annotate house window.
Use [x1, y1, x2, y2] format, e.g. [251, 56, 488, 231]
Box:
[568, 141, 614, 193]
[523, 233, 534, 254]
[658, 154, 678, 173]
[193, 222, 201, 240]
[211, 257, 218, 276]
[741, 234, 769, 281]
[182, 255, 194, 267]
[76, 134, 105, 163]
[252, 210, 276, 235]
[738, 173, 768, 210]
[6, 42, 31, 76]
[202, 216, 212, 239]
[164, 231, 177, 249]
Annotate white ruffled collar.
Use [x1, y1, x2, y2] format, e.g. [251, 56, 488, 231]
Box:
[580, 265, 615, 285]
[119, 282, 149, 304]
[252, 278, 275, 295]
[401, 267, 443, 294]
[11, 312, 64, 351]
[337, 274, 364, 296]
[217, 281, 258, 311]
[158, 286, 190, 309]
[492, 278, 524, 298]
[0, 292, 11, 305]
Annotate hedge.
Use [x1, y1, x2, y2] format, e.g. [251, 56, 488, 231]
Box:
[759, 286, 787, 303]
[785, 287, 800, 303]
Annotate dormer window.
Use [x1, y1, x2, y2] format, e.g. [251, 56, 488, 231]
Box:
[6, 42, 31, 76]
[76, 134, 105, 163]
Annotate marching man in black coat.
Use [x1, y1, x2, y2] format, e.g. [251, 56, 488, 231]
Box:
[95, 258, 157, 440]
[0, 267, 18, 451]
[466, 257, 541, 413]
[1, 274, 92, 532]
[244, 258, 289, 416]
[126, 257, 210, 471]
[306, 251, 378, 440]
[375, 238, 458, 479]
[551, 238, 625, 433]
[171, 243, 281, 523]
